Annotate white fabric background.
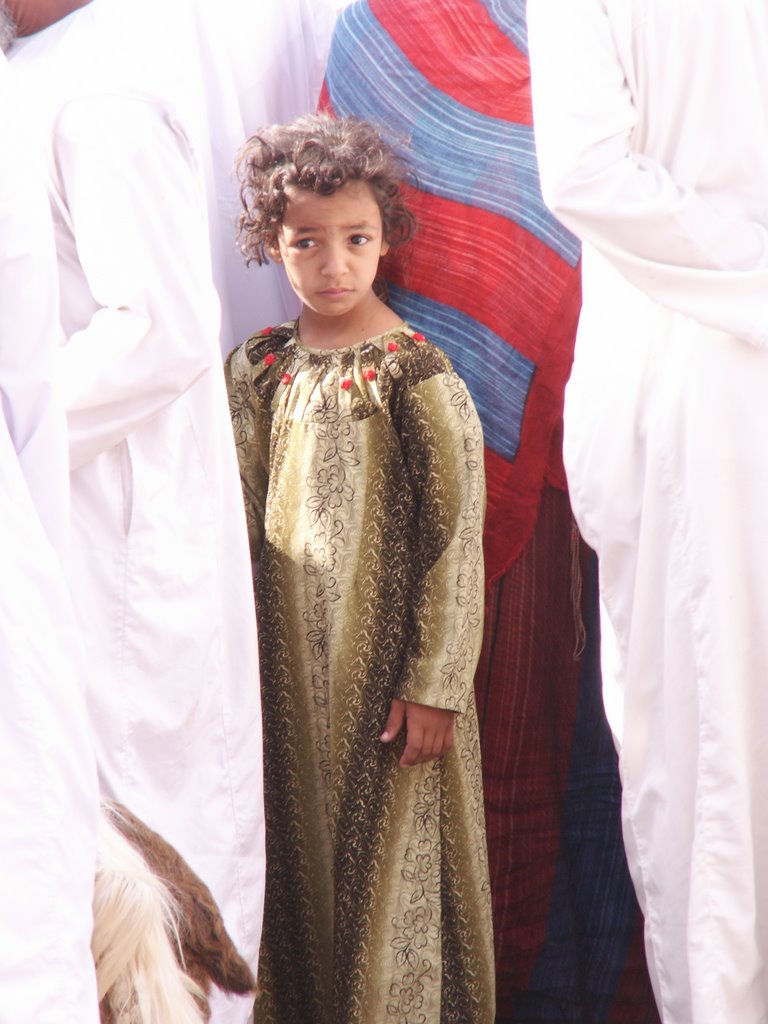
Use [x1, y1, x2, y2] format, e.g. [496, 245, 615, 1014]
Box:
[0, 50, 100, 1024]
[529, 2, 768, 1021]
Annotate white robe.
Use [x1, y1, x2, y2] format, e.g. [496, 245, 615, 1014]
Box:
[528, 2, 768, 1022]
[0, 52, 99, 1023]
[181, 0, 341, 352]
[11, 8, 265, 1022]
[96, 0, 340, 351]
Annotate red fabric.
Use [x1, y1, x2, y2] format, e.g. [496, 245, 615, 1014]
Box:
[380, 187, 582, 578]
[319, 0, 583, 582]
[476, 487, 659, 1021]
[368, 0, 534, 125]
[475, 487, 581, 995]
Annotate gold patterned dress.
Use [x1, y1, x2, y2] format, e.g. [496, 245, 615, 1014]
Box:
[226, 321, 494, 1024]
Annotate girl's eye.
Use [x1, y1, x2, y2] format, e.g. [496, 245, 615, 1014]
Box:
[350, 235, 369, 246]
[295, 238, 315, 250]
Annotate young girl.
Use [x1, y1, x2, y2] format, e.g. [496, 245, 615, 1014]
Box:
[226, 114, 494, 1024]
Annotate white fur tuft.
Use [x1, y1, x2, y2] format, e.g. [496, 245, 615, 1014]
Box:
[92, 810, 207, 1024]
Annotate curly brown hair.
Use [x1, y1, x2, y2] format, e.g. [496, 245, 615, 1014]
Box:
[236, 114, 416, 265]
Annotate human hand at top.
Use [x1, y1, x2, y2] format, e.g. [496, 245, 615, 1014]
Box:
[380, 698, 456, 767]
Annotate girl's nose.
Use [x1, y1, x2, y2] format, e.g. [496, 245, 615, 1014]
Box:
[321, 245, 348, 276]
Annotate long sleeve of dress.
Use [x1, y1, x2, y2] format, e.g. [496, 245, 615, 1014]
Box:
[225, 341, 271, 565]
[395, 369, 486, 714]
[52, 95, 220, 469]
[527, 0, 768, 348]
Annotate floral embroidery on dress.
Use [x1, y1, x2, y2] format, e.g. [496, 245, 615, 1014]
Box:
[224, 322, 493, 1024]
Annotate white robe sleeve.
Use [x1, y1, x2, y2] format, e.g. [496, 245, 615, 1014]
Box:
[52, 94, 221, 469]
[0, 58, 69, 551]
[527, 0, 768, 348]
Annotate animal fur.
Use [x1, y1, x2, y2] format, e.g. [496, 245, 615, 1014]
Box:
[94, 802, 256, 1023]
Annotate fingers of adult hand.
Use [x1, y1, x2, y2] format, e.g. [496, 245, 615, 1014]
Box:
[380, 697, 406, 743]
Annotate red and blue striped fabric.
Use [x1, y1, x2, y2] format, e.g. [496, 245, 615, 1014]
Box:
[321, 0, 582, 582]
[322, 4, 660, 1022]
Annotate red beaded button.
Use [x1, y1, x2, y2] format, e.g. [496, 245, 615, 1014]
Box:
[263, 352, 276, 366]
[281, 372, 291, 385]
[362, 368, 376, 382]
[262, 326, 274, 334]
[340, 377, 353, 390]
[413, 332, 426, 343]
[387, 341, 399, 352]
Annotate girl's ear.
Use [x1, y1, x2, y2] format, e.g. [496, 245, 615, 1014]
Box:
[380, 239, 390, 257]
[268, 246, 283, 264]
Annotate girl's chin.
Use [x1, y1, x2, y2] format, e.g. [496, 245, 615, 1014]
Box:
[305, 300, 355, 318]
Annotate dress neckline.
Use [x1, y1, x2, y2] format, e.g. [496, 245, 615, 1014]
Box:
[291, 320, 409, 356]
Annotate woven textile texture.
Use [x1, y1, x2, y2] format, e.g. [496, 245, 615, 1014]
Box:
[322, 3, 660, 1019]
[321, 0, 582, 583]
[476, 487, 659, 1023]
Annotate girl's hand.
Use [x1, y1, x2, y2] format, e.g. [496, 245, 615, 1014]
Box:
[380, 698, 456, 767]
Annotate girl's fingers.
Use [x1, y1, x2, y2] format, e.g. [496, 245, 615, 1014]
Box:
[380, 697, 406, 743]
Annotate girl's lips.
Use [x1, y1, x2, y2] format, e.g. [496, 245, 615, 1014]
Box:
[319, 288, 351, 297]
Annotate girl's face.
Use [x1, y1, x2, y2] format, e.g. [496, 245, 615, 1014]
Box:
[270, 181, 389, 322]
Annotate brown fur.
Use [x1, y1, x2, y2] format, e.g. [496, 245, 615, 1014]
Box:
[94, 811, 207, 1024]
[102, 803, 256, 1003]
